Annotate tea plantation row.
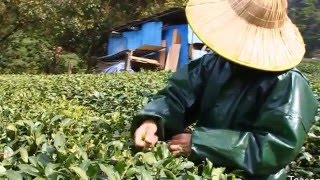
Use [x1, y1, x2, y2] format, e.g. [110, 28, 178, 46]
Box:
[0, 62, 319, 179]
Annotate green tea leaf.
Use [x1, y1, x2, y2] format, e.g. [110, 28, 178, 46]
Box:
[6, 170, 22, 180]
[6, 124, 17, 138]
[19, 147, 28, 163]
[187, 172, 202, 180]
[99, 164, 120, 180]
[203, 158, 213, 177]
[45, 163, 60, 177]
[51, 115, 64, 122]
[36, 134, 47, 146]
[163, 169, 176, 179]
[29, 156, 39, 167]
[79, 160, 91, 171]
[53, 133, 66, 150]
[69, 166, 88, 180]
[115, 161, 128, 175]
[6, 124, 17, 131]
[126, 167, 139, 177]
[41, 143, 55, 155]
[178, 161, 194, 170]
[137, 166, 153, 180]
[143, 152, 157, 165]
[34, 177, 46, 180]
[211, 167, 226, 178]
[4, 146, 14, 159]
[156, 142, 170, 159]
[79, 147, 88, 160]
[18, 164, 40, 176]
[0, 165, 6, 175]
[37, 153, 51, 167]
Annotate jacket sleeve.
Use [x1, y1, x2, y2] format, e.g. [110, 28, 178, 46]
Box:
[190, 71, 318, 175]
[131, 55, 215, 140]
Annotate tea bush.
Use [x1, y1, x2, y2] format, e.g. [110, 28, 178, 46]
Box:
[0, 72, 237, 179]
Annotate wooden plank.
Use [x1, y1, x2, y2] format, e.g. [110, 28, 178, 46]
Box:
[189, 44, 194, 61]
[158, 40, 167, 69]
[136, 45, 164, 52]
[171, 29, 181, 44]
[134, 45, 165, 57]
[165, 44, 181, 72]
[130, 56, 160, 65]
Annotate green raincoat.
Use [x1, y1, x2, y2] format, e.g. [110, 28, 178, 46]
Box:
[132, 53, 318, 179]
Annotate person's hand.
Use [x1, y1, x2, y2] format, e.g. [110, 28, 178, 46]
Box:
[134, 120, 158, 148]
[168, 133, 192, 157]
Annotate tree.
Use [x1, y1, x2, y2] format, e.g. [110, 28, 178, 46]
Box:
[139, 0, 186, 16]
[0, 0, 57, 43]
[0, 0, 63, 74]
[289, 0, 320, 57]
[1, 0, 318, 74]
[38, 0, 151, 72]
[0, 32, 53, 74]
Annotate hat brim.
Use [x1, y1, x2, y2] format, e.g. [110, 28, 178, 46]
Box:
[186, 0, 305, 71]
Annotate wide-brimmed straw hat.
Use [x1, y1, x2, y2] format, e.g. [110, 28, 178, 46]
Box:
[186, 0, 305, 71]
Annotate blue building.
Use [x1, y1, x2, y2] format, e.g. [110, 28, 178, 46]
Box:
[98, 8, 207, 72]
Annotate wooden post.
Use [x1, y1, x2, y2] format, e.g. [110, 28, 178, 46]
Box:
[125, 51, 133, 71]
[67, 61, 72, 75]
[158, 40, 167, 69]
[189, 44, 194, 61]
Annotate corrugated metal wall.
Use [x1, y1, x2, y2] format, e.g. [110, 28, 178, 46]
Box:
[141, 22, 163, 46]
[107, 37, 127, 55]
[107, 22, 163, 55]
[106, 22, 204, 68]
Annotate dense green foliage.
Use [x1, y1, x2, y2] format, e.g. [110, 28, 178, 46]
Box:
[0, 32, 52, 74]
[0, 72, 238, 179]
[291, 61, 320, 177]
[0, 0, 156, 73]
[0, 61, 319, 179]
[0, 0, 319, 74]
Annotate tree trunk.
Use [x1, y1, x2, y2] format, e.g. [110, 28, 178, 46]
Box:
[85, 44, 95, 73]
[85, 32, 109, 73]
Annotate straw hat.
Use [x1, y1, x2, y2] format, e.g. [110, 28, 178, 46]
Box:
[186, 0, 305, 71]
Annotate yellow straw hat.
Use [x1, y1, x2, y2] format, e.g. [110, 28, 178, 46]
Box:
[186, 0, 305, 71]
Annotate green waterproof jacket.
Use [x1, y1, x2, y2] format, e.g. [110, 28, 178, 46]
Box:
[132, 53, 318, 179]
